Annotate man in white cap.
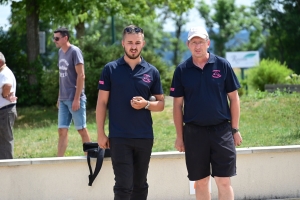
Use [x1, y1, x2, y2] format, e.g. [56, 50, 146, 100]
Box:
[170, 26, 243, 200]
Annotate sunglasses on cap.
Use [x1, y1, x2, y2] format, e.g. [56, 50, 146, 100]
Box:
[52, 36, 64, 41]
[123, 27, 144, 34]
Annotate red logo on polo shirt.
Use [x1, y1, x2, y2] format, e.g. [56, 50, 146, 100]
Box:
[99, 80, 104, 84]
[142, 74, 151, 83]
[170, 88, 175, 91]
[212, 70, 221, 78]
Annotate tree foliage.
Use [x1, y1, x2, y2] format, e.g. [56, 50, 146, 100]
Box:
[253, 0, 300, 74]
[156, 0, 195, 66]
[197, 0, 264, 57]
[0, 27, 43, 106]
[0, 0, 195, 106]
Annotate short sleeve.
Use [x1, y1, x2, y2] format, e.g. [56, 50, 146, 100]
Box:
[169, 67, 184, 97]
[98, 65, 111, 91]
[150, 69, 164, 95]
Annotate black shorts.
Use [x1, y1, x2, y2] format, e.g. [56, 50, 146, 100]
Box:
[183, 121, 236, 181]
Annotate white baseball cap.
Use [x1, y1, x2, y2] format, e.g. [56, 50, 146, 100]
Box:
[187, 27, 209, 40]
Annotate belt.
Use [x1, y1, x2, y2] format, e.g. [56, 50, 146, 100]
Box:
[0, 103, 16, 110]
[186, 120, 229, 128]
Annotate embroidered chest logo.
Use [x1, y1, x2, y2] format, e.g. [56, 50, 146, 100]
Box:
[143, 74, 151, 83]
[212, 70, 221, 78]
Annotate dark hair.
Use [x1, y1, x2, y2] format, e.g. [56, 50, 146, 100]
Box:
[54, 27, 70, 40]
[122, 25, 144, 39]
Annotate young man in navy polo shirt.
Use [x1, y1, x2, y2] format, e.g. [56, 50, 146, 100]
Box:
[96, 25, 164, 200]
[170, 26, 243, 200]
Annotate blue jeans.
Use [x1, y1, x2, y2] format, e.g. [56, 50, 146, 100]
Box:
[110, 138, 153, 200]
[58, 99, 86, 130]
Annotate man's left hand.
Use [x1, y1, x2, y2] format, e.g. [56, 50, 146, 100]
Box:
[233, 132, 243, 146]
[72, 100, 80, 111]
[130, 96, 147, 110]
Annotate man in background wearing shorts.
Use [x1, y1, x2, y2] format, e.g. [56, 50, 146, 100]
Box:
[170, 26, 243, 200]
[53, 27, 91, 156]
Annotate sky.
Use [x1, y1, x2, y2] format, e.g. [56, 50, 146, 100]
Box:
[0, 3, 11, 31]
[164, 0, 253, 32]
[0, 0, 252, 32]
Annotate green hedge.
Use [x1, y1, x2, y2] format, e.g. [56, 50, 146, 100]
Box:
[247, 59, 293, 91]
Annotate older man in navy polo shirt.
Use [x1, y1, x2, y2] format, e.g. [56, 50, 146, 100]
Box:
[170, 26, 243, 200]
[96, 25, 164, 200]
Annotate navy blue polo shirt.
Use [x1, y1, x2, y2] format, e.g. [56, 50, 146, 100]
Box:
[169, 52, 240, 126]
[98, 56, 163, 138]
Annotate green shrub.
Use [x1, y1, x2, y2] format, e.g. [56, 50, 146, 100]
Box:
[284, 74, 300, 85]
[237, 79, 248, 97]
[247, 59, 293, 91]
[40, 68, 59, 106]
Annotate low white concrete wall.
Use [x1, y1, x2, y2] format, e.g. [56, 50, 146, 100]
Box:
[0, 145, 300, 200]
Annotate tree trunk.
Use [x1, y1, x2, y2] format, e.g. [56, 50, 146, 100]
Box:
[26, 0, 39, 85]
[173, 15, 184, 66]
[75, 22, 85, 46]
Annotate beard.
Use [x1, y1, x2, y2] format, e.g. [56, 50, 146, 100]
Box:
[124, 47, 142, 60]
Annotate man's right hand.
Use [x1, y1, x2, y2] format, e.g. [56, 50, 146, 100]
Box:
[4, 92, 17, 102]
[175, 137, 185, 152]
[98, 134, 109, 149]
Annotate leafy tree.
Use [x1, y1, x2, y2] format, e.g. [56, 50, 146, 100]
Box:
[197, 0, 264, 57]
[253, 0, 300, 74]
[0, 0, 42, 87]
[157, 0, 195, 66]
[1, 0, 168, 86]
[0, 27, 42, 106]
[0, 0, 195, 106]
[166, 13, 189, 67]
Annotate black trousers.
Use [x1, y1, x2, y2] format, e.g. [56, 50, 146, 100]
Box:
[110, 138, 153, 200]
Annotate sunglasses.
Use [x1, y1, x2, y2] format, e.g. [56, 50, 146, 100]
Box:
[52, 36, 64, 41]
[124, 27, 144, 34]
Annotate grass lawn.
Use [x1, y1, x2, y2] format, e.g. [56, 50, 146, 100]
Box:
[13, 91, 300, 158]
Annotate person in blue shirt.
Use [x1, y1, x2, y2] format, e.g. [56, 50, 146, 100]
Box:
[170, 26, 243, 200]
[96, 24, 164, 200]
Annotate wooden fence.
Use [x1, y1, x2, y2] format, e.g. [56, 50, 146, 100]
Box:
[265, 84, 300, 93]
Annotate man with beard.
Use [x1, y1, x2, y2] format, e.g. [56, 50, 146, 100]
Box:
[96, 24, 165, 200]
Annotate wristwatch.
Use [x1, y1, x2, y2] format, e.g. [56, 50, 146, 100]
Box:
[232, 128, 239, 134]
[144, 101, 150, 109]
